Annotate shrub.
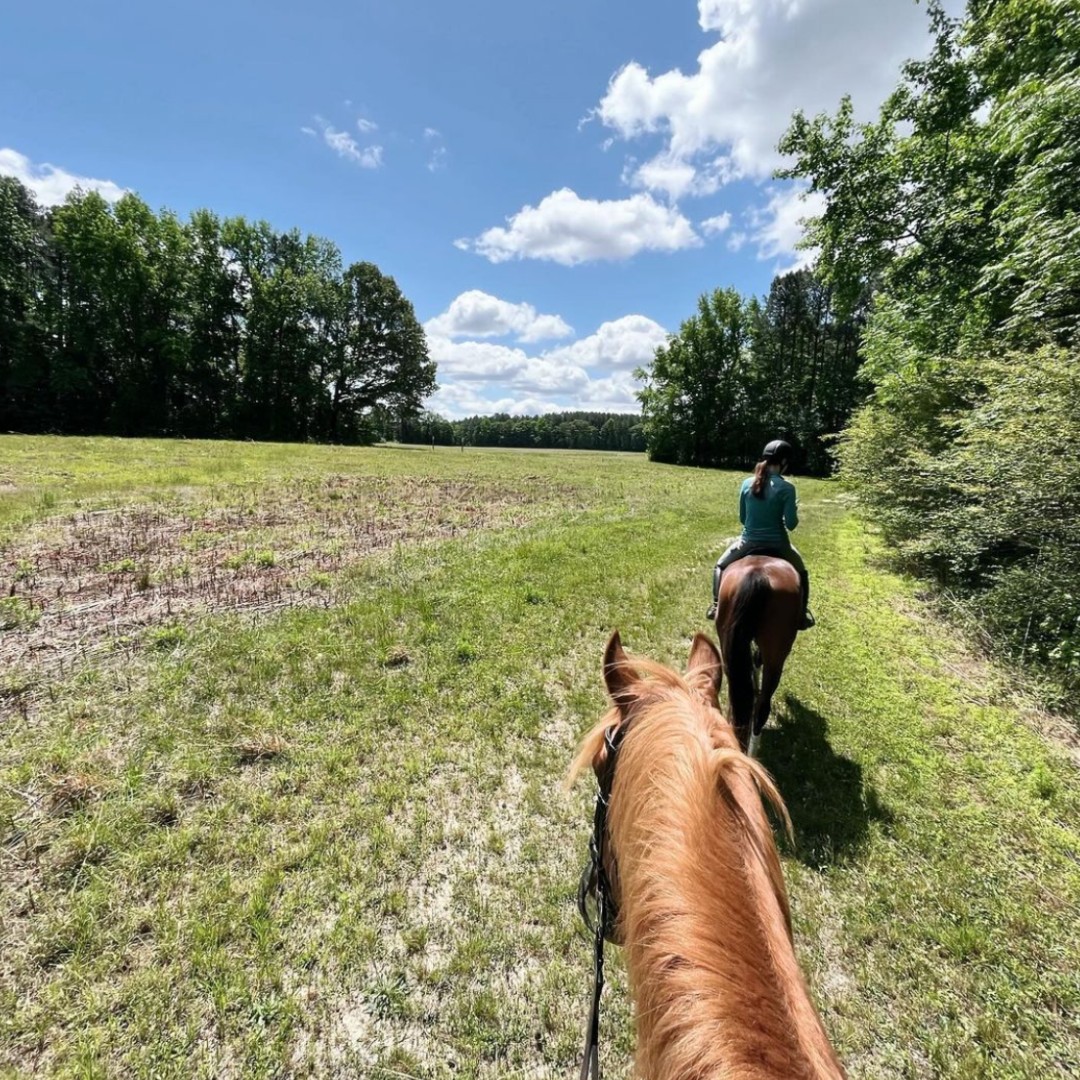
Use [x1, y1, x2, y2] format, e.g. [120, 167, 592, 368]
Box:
[837, 345, 1080, 699]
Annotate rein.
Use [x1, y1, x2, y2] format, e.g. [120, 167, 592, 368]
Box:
[576, 723, 624, 1080]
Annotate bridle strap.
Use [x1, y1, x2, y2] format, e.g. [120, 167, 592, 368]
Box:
[580, 904, 606, 1080]
[577, 724, 624, 1080]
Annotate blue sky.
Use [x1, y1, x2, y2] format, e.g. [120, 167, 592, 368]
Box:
[1, 0, 957, 418]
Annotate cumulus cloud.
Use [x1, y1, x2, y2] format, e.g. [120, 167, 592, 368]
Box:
[749, 185, 826, 270]
[422, 128, 448, 173]
[701, 211, 732, 236]
[425, 382, 567, 419]
[307, 118, 383, 168]
[0, 147, 126, 207]
[543, 315, 669, 371]
[425, 337, 589, 392]
[575, 371, 643, 412]
[425, 290, 573, 343]
[597, 0, 964, 195]
[423, 312, 667, 417]
[458, 188, 700, 265]
[623, 152, 735, 200]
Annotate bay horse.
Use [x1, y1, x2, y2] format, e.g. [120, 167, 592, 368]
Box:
[570, 631, 845, 1080]
[715, 556, 801, 756]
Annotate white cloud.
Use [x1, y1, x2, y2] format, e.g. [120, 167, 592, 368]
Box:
[596, 0, 965, 196]
[543, 315, 668, 371]
[749, 185, 826, 270]
[310, 117, 383, 168]
[426, 337, 588, 393]
[701, 211, 732, 236]
[576, 371, 643, 412]
[623, 152, 735, 200]
[423, 312, 667, 417]
[0, 147, 126, 207]
[425, 382, 568, 419]
[356, 117, 378, 133]
[425, 290, 573, 342]
[459, 188, 700, 265]
[423, 127, 448, 172]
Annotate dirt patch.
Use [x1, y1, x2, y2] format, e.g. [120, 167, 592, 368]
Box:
[0, 474, 568, 689]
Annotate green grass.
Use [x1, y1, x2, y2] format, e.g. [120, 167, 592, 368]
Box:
[1, 436, 1078, 1078]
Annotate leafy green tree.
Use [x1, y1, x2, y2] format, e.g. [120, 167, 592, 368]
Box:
[180, 210, 243, 436]
[747, 270, 866, 473]
[780, 0, 1080, 360]
[323, 262, 435, 442]
[637, 288, 750, 467]
[227, 220, 341, 442]
[0, 178, 53, 431]
[780, 0, 1080, 698]
[49, 191, 129, 432]
[635, 273, 863, 472]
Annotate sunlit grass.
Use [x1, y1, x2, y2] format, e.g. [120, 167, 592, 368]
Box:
[0, 436, 1077, 1078]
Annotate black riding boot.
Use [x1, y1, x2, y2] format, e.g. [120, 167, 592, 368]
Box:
[706, 564, 722, 620]
[798, 570, 815, 630]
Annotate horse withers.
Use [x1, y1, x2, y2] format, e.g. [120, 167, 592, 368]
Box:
[714, 555, 801, 755]
[570, 631, 846, 1080]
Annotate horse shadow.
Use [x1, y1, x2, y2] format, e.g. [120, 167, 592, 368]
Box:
[757, 694, 892, 869]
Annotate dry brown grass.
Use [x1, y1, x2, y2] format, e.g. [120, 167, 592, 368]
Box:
[0, 473, 565, 697]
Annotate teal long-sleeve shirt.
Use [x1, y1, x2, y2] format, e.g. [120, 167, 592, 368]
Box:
[739, 473, 799, 545]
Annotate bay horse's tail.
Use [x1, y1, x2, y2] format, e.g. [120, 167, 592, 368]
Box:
[720, 567, 770, 737]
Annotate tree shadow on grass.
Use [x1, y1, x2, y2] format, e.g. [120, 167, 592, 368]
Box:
[759, 694, 893, 869]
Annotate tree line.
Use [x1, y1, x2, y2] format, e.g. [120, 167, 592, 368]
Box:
[779, 0, 1078, 700]
[0, 180, 435, 443]
[401, 410, 646, 451]
[637, 269, 865, 475]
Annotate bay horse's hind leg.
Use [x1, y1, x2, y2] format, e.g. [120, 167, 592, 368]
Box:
[754, 664, 783, 734]
[747, 662, 784, 759]
[746, 646, 765, 757]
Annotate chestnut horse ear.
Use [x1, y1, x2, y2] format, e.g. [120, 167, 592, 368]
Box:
[687, 632, 723, 699]
[603, 630, 638, 712]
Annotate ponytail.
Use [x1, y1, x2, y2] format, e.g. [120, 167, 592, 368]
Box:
[750, 459, 770, 499]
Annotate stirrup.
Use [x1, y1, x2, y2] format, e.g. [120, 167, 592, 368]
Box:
[706, 601, 718, 620]
[799, 610, 816, 630]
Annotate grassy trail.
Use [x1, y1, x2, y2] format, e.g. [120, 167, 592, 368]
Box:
[1, 437, 1078, 1078]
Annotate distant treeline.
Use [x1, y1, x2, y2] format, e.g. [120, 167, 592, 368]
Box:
[401, 410, 645, 451]
[0, 179, 435, 443]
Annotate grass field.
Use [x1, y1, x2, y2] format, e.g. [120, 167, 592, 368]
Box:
[1, 435, 1078, 1079]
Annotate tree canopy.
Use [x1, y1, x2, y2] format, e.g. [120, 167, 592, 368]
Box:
[0, 180, 435, 443]
[636, 270, 865, 474]
[780, 0, 1080, 699]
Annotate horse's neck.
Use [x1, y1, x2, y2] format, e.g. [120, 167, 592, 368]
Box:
[617, 750, 844, 1080]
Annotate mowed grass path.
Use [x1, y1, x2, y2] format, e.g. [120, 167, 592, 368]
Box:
[1, 436, 1078, 1079]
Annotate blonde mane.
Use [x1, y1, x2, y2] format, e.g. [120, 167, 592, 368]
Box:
[570, 635, 845, 1079]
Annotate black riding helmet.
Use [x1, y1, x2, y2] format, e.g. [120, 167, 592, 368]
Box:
[762, 439, 792, 464]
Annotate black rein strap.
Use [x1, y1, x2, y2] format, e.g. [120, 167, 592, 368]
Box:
[577, 724, 624, 1080]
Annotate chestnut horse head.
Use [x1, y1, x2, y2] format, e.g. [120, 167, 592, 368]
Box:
[569, 631, 845, 1080]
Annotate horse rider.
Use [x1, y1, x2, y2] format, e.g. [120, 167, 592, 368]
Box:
[706, 439, 815, 630]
